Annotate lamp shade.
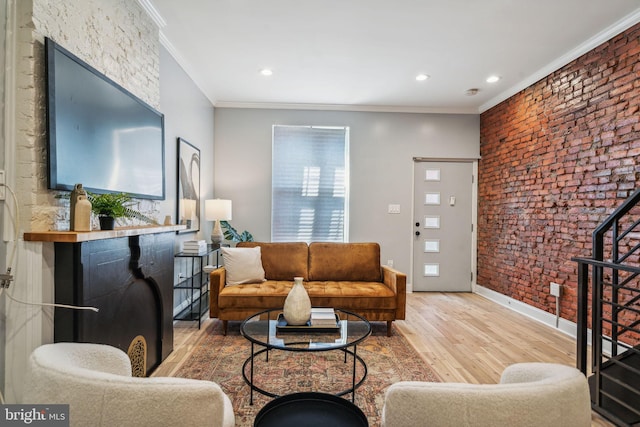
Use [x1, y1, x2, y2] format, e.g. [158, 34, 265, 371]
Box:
[205, 199, 232, 221]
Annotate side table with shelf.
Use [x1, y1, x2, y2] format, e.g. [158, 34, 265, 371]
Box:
[174, 244, 224, 328]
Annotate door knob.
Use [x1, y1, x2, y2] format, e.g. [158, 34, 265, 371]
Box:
[415, 231, 421, 236]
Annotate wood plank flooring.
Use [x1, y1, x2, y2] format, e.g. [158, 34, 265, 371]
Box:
[154, 292, 614, 426]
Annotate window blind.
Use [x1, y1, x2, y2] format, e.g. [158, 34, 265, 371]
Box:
[272, 125, 349, 242]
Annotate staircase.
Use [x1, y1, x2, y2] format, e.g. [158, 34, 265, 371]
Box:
[573, 188, 640, 427]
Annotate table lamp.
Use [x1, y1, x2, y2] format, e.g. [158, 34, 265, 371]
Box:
[205, 199, 232, 245]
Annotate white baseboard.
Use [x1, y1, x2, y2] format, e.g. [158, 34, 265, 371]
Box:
[473, 284, 585, 341]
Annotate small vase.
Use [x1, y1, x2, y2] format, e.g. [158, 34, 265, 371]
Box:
[283, 277, 311, 326]
[73, 194, 92, 232]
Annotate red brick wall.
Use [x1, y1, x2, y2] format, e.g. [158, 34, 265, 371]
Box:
[478, 23, 640, 323]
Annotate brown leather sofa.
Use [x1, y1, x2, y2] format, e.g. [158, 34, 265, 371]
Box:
[209, 242, 406, 336]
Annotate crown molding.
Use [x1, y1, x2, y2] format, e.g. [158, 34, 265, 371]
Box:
[137, 0, 166, 28]
[213, 101, 479, 115]
[158, 31, 216, 105]
[138, 2, 639, 116]
[140, 1, 217, 106]
[480, 8, 640, 113]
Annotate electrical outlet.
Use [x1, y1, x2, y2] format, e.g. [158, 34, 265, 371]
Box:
[550, 282, 562, 297]
[388, 204, 400, 214]
[387, 260, 394, 268]
[0, 170, 5, 201]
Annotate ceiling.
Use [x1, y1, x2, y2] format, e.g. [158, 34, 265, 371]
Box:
[145, 0, 640, 114]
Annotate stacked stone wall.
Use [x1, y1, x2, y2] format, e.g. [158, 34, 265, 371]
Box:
[17, 0, 160, 231]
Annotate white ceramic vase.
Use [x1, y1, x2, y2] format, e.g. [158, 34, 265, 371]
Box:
[283, 277, 311, 325]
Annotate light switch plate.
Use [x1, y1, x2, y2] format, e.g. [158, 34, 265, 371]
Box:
[388, 204, 400, 214]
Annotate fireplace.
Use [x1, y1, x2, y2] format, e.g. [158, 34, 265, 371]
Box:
[24, 226, 182, 376]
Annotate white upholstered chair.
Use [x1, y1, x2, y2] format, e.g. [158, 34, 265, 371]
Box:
[23, 343, 235, 427]
[381, 362, 591, 427]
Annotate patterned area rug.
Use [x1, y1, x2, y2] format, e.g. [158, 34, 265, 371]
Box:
[175, 320, 440, 426]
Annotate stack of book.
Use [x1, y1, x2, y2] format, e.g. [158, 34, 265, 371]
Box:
[182, 240, 208, 255]
[310, 308, 337, 326]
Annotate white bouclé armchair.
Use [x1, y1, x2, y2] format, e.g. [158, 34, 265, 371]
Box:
[23, 343, 235, 427]
[381, 362, 591, 427]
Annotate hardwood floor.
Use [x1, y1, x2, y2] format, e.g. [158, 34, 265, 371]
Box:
[155, 292, 614, 426]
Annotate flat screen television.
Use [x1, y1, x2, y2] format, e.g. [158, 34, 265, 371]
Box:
[45, 37, 165, 199]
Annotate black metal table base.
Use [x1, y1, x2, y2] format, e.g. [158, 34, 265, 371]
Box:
[242, 342, 368, 404]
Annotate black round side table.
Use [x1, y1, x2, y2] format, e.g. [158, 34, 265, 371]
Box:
[254, 392, 368, 427]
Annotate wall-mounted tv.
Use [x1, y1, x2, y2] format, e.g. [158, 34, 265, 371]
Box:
[45, 37, 165, 199]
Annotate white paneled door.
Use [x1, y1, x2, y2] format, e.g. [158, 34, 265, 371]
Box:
[413, 161, 473, 292]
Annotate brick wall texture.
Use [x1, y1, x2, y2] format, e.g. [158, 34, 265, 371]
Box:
[478, 22, 640, 323]
[16, 0, 159, 231]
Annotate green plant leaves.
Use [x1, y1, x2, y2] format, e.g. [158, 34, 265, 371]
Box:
[87, 192, 157, 224]
[220, 220, 254, 242]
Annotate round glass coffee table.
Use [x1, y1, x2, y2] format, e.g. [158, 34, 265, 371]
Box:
[240, 308, 372, 404]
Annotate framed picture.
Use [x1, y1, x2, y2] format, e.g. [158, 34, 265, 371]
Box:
[177, 137, 200, 233]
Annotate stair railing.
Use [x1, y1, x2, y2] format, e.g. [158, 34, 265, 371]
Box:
[573, 187, 640, 426]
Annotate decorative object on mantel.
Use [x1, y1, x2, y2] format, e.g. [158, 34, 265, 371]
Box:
[283, 277, 311, 326]
[205, 199, 232, 245]
[57, 191, 157, 231]
[221, 220, 254, 242]
[70, 183, 92, 232]
[88, 192, 157, 230]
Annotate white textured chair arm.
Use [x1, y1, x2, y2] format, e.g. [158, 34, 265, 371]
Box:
[75, 377, 230, 426]
[381, 363, 591, 427]
[499, 362, 573, 384]
[33, 342, 133, 376]
[23, 343, 235, 427]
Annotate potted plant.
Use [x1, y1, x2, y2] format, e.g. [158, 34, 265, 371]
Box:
[88, 192, 156, 230]
[221, 221, 254, 242]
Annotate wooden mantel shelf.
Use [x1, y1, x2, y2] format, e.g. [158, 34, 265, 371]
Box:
[24, 224, 186, 243]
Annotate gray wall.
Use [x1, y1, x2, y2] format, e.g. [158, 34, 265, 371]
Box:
[214, 108, 479, 277]
[159, 45, 215, 239]
[159, 46, 215, 312]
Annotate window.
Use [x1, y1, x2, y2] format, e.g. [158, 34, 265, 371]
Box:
[272, 125, 349, 242]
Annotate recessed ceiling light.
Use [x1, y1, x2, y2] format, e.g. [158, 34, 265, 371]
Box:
[416, 74, 430, 81]
[260, 68, 273, 76]
[486, 75, 501, 83]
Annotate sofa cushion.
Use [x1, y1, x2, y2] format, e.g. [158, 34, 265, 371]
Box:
[306, 281, 396, 310]
[237, 242, 309, 281]
[218, 280, 396, 311]
[221, 246, 266, 285]
[218, 280, 292, 309]
[308, 242, 381, 282]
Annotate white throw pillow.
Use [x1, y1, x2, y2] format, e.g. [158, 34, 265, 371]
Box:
[221, 246, 266, 286]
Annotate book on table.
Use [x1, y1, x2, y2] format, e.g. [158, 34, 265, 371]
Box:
[182, 240, 208, 254]
[183, 240, 207, 248]
[310, 307, 338, 326]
